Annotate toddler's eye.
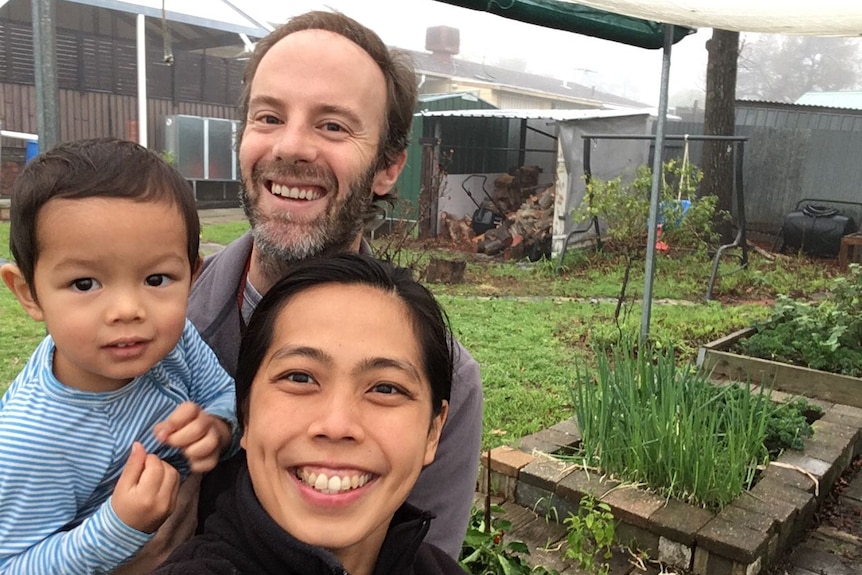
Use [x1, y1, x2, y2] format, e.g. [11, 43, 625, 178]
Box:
[71, 278, 100, 292]
[145, 274, 172, 287]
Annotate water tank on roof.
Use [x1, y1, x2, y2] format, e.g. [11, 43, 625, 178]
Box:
[425, 26, 460, 56]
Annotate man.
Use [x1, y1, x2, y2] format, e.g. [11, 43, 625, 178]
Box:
[186, 11, 482, 560]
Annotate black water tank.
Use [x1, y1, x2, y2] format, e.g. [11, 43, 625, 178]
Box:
[782, 204, 857, 257]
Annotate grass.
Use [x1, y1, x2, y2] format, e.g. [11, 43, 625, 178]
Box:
[0, 220, 839, 451]
[573, 342, 771, 511]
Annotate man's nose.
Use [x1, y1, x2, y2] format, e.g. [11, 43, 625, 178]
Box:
[272, 120, 318, 164]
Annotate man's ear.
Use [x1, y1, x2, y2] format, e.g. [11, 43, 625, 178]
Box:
[371, 151, 408, 198]
[423, 401, 449, 467]
[191, 255, 203, 283]
[0, 263, 44, 321]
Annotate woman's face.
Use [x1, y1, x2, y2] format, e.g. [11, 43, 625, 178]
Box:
[241, 283, 447, 563]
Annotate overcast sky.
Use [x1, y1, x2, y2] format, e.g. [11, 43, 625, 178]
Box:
[237, 0, 712, 107]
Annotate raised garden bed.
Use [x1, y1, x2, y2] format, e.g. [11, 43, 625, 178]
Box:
[480, 401, 862, 575]
[698, 328, 862, 410]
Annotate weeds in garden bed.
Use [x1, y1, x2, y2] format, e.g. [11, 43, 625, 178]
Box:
[571, 341, 815, 511]
[737, 264, 862, 377]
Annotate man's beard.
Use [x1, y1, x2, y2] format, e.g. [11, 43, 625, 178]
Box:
[240, 159, 378, 286]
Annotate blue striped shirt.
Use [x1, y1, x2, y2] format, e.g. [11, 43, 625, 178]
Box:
[0, 319, 237, 574]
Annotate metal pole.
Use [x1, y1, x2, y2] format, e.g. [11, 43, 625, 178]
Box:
[32, 0, 60, 151]
[640, 24, 674, 345]
[137, 14, 148, 147]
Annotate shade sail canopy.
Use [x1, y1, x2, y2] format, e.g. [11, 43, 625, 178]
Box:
[563, 1, 862, 36]
[432, 0, 695, 49]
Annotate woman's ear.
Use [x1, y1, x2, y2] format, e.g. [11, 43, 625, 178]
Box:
[423, 401, 449, 466]
[1, 263, 44, 322]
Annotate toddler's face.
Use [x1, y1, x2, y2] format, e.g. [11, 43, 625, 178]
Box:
[27, 197, 192, 392]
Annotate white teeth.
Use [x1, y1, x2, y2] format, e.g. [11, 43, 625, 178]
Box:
[271, 184, 322, 200]
[298, 469, 372, 494]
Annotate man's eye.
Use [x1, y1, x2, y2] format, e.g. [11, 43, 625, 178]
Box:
[322, 122, 344, 132]
[145, 274, 172, 287]
[71, 278, 100, 292]
[260, 115, 281, 125]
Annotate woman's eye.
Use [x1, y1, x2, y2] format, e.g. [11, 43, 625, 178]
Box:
[285, 372, 314, 384]
[145, 274, 172, 287]
[371, 383, 402, 396]
[71, 278, 100, 292]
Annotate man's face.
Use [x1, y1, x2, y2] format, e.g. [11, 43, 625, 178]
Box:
[239, 29, 395, 264]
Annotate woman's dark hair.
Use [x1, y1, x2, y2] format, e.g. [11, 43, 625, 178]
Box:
[235, 253, 453, 429]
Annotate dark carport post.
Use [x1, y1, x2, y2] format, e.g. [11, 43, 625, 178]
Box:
[32, 0, 60, 152]
[640, 23, 675, 345]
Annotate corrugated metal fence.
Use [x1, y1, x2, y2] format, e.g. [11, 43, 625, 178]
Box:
[663, 106, 862, 235]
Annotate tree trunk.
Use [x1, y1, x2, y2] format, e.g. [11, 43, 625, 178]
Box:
[701, 29, 739, 243]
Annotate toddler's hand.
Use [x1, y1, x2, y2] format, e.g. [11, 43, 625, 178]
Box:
[153, 402, 232, 473]
[112, 442, 180, 533]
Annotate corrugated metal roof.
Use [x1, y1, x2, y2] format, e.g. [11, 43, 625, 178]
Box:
[62, 0, 272, 37]
[796, 91, 862, 111]
[416, 107, 656, 121]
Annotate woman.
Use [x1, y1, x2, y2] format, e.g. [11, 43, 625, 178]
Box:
[152, 253, 464, 574]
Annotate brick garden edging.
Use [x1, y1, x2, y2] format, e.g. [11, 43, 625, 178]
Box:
[479, 397, 862, 575]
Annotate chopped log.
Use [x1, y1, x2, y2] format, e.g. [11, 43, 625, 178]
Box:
[424, 257, 466, 284]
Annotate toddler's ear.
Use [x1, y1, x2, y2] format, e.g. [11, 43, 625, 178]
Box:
[0, 263, 44, 321]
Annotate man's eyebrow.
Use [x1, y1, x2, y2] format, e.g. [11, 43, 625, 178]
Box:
[247, 94, 283, 110]
[318, 104, 365, 129]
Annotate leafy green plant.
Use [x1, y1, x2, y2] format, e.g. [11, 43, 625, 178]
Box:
[570, 159, 726, 325]
[563, 496, 615, 575]
[737, 264, 862, 377]
[572, 341, 772, 511]
[459, 503, 559, 575]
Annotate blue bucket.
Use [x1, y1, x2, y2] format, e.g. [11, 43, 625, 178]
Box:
[25, 140, 39, 163]
[658, 199, 691, 227]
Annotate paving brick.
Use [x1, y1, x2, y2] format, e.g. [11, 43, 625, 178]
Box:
[696, 516, 769, 565]
[821, 404, 862, 433]
[549, 417, 581, 442]
[730, 491, 796, 552]
[515, 481, 579, 523]
[601, 485, 666, 529]
[555, 468, 619, 503]
[843, 470, 862, 504]
[658, 536, 693, 571]
[519, 457, 577, 491]
[716, 504, 774, 536]
[517, 432, 563, 456]
[483, 445, 536, 477]
[760, 464, 816, 493]
[811, 418, 859, 441]
[774, 452, 834, 495]
[648, 497, 714, 546]
[615, 520, 660, 557]
[748, 479, 816, 542]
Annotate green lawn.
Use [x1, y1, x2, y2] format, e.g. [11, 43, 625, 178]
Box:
[0, 220, 836, 449]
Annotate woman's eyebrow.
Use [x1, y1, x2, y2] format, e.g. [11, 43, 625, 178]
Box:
[269, 345, 333, 366]
[354, 357, 422, 382]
